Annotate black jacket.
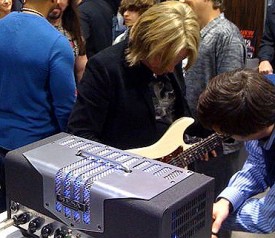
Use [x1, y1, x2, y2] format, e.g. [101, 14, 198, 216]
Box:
[258, 3, 275, 68]
[68, 41, 189, 150]
[78, 0, 121, 59]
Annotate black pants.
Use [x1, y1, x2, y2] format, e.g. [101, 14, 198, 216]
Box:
[0, 147, 8, 213]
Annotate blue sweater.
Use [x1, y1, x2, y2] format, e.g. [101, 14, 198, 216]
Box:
[0, 12, 76, 150]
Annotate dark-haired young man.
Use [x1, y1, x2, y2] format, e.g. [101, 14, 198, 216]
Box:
[113, 0, 156, 44]
[197, 69, 275, 236]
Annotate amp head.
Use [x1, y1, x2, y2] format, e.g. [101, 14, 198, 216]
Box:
[5, 133, 214, 238]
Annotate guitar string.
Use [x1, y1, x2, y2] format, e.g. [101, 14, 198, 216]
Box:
[175, 136, 221, 167]
[179, 136, 220, 165]
[160, 133, 222, 166]
[176, 136, 221, 167]
[164, 134, 218, 166]
[171, 145, 217, 167]
[164, 133, 222, 167]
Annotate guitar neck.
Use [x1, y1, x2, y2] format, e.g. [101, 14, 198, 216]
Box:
[166, 133, 222, 168]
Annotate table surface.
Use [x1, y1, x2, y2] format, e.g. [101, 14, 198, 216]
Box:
[0, 212, 24, 238]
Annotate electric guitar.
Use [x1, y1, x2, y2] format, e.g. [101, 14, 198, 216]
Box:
[126, 117, 224, 168]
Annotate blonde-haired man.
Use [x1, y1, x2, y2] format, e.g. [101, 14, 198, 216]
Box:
[127, 0, 199, 71]
[68, 1, 200, 151]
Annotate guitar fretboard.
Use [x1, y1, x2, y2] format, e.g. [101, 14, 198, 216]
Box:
[163, 133, 223, 168]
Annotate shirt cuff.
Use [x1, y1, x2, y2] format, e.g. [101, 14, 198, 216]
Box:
[217, 187, 245, 212]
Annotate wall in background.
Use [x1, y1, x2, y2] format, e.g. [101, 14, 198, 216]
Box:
[224, 0, 267, 58]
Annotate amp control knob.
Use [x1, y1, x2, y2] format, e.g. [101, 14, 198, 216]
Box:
[41, 224, 54, 238]
[28, 217, 44, 233]
[54, 228, 71, 238]
[13, 212, 31, 225]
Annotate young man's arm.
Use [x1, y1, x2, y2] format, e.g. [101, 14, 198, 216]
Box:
[213, 141, 274, 233]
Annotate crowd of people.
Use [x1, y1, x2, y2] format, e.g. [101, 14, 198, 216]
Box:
[0, 0, 274, 237]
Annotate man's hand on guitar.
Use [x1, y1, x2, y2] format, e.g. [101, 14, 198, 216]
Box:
[184, 134, 219, 161]
[203, 150, 218, 161]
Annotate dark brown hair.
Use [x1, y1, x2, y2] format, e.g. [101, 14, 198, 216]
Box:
[119, 0, 156, 15]
[211, 0, 225, 11]
[197, 68, 275, 136]
[62, 0, 85, 55]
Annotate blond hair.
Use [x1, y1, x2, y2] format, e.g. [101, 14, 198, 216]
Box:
[126, 1, 200, 70]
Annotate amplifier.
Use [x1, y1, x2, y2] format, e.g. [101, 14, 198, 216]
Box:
[5, 133, 214, 238]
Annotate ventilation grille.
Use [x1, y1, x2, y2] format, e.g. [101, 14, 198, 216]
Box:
[54, 136, 191, 225]
[57, 136, 185, 181]
[171, 192, 207, 238]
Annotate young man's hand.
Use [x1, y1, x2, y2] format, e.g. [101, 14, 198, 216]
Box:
[259, 60, 273, 74]
[211, 198, 232, 237]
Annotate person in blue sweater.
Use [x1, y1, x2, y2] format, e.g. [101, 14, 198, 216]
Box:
[196, 68, 275, 236]
[0, 0, 76, 212]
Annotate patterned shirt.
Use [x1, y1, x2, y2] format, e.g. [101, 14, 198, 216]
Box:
[184, 13, 246, 154]
[185, 13, 246, 118]
[219, 127, 275, 233]
[56, 24, 79, 58]
[150, 76, 176, 125]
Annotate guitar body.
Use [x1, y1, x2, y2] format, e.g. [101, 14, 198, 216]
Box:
[127, 117, 194, 159]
